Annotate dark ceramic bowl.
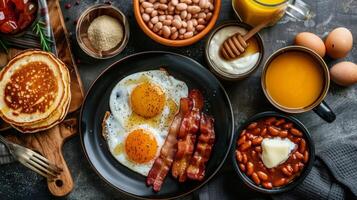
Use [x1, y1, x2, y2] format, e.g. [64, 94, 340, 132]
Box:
[231, 111, 315, 194]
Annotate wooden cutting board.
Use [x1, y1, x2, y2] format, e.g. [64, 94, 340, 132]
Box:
[2, 0, 84, 197]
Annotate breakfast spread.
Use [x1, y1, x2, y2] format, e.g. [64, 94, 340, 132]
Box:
[0, 50, 71, 133]
[87, 15, 124, 51]
[235, 117, 309, 188]
[0, 0, 38, 34]
[264, 51, 324, 109]
[138, 0, 215, 40]
[0, 0, 356, 198]
[207, 24, 262, 77]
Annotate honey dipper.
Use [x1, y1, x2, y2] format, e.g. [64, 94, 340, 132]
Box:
[220, 18, 273, 60]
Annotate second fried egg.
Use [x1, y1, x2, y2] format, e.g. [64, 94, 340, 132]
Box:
[104, 114, 164, 176]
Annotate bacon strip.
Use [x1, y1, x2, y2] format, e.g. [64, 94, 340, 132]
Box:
[146, 98, 192, 192]
[186, 113, 215, 181]
[172, 90, 204, 182]
[177, 90, 204, 138]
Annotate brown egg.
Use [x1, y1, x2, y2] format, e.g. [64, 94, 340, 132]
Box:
[330, 61, 357, 86]
[295, 32, 326, 57]
[325, 27, 353, 59]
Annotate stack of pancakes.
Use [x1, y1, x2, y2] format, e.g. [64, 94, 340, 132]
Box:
[0, 50, 71, 133]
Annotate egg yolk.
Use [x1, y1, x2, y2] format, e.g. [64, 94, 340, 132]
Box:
[131, 83, 165, 118]
[125, 129, 158, 163]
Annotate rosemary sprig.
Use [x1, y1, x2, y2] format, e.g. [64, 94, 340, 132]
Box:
[33, 20, 52, 52]
[0, 39, 8, 54]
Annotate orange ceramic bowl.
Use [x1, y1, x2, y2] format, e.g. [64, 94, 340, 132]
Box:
[133, 0, 221, 47]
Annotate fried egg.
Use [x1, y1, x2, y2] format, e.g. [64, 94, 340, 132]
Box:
[104, 70, 188, 176]
[109, 70, 188, 134]
[104, 114, 165, 176]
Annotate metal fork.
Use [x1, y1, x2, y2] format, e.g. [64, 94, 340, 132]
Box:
[0, 135, 62, 181]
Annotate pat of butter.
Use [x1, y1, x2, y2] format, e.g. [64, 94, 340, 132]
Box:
[261, 137, 296, 168]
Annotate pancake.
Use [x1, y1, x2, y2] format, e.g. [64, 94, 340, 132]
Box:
[12, 55, 71, 133]
[0, 50, 71, 133]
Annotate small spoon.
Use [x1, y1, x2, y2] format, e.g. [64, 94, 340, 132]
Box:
[220, 17, 275, 60]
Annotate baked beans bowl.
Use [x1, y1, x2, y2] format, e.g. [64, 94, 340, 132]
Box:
[231, 111, 315, 194]
[133, 0, 221, 47]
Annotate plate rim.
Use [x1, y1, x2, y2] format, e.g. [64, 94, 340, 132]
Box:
[79, 51, 235, 199]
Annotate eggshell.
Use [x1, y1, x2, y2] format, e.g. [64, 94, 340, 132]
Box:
[295, 32, 326, 57]
[325, 27, 353, 59]
[330, 61, 357, 86]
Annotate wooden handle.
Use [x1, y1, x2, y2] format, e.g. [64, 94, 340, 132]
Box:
[44, 119, 77, 196]
[243, 18, 271, 41]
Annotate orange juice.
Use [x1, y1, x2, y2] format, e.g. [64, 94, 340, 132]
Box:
[265, 51, 324, 109]
[234, 0, 287, 26]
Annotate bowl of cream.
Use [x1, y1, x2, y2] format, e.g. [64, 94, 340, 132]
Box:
[205, 21, 264, 81]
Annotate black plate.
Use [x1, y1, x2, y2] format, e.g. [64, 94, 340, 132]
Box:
[80, 51, 234, 199]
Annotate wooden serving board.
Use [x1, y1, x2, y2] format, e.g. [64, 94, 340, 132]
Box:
[5, 119, 78, 197]
[2, 0, 84, 197]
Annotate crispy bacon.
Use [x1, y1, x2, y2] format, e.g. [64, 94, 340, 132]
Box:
[146, 98, 192, 192]
[172, 90, 204, 182]
[178, 90, 204, 138]
[186, 113, 215, 181]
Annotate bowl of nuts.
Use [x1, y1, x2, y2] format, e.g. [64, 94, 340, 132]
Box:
[231, 111, 315, 193]
[133, 0, 221, 47]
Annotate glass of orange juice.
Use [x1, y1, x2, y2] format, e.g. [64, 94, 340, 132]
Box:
[232, 0, 314, 27]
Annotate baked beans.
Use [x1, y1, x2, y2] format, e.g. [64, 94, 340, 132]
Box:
[235, 117, 309, 189]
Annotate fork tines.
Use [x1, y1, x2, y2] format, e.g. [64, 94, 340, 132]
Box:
[20, 150, 63, 181]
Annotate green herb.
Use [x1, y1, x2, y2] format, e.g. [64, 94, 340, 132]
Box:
[33, 20, 52, 52]
[0, 39, 8, 54]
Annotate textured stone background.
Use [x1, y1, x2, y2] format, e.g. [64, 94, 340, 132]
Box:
[0, 0, 356, 199]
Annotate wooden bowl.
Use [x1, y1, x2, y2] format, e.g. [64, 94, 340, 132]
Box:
[133, 0, 221, 47]
[76, 4, 130, 59]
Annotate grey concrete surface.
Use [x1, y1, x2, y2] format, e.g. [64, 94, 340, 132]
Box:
[0, 0, 356, 199]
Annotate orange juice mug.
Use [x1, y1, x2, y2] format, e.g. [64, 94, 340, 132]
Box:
[232, 0, 314, 27]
